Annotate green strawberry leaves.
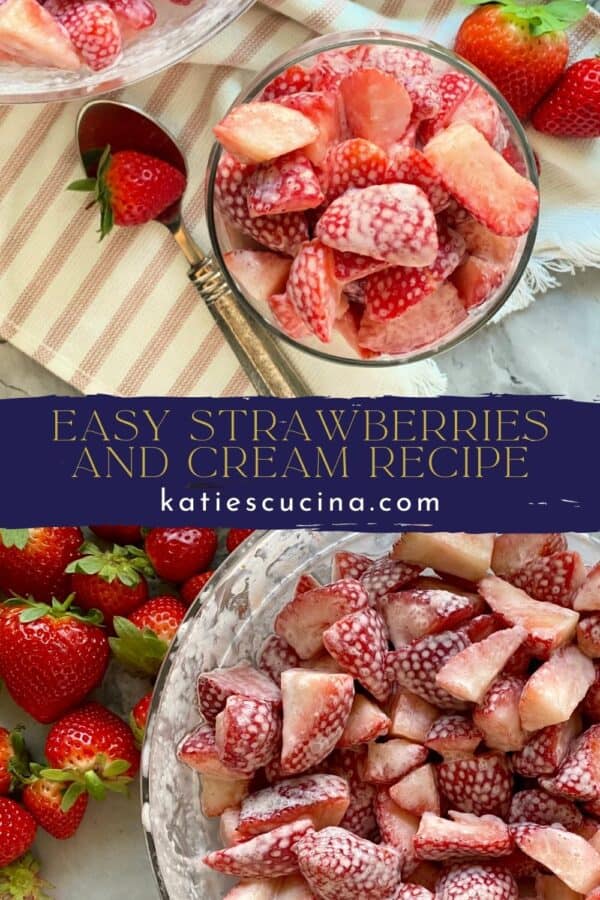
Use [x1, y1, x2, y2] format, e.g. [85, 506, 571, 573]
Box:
[109, 616, 168, 678]
[39, 751, 134, 811]
[67, 145, 114, 241]
[463, 0, 587, 35]
[0, 853, 53, 900]
[66, 541, 154, 587]
[0, 528, 30, 550]
[3, 594, 104, 627]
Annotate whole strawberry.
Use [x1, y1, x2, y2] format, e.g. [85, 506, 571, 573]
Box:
[22, 774, 89, 840]
[110, 596, 187, 676]
[0, 853, 51, 899]
[455, 0, 588, 120]
[0, 727, 29, 796]
[66, 540, 153, 627]
[0, 527, 83, 602]
[180, 570, 214, 606]
[130, 691, 153, 748]
[68, 145, 186, 238]
[226, 528, 255, 553]
[532, 57, 600, 137]
[145, 527, 217, 582]
[0, 797, 36, 867]
[0, 596, 109, 723]
[90, 525, 144, 544]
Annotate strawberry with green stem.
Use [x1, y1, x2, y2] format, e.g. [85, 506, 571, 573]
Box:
[68, 145, 186, 239]
[21, 768, 89, 841]
[0, 727, 30, 796]
[110, 596, 187, 677]
[0, 527, 83, 603]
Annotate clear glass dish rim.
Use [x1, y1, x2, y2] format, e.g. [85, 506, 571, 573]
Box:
[205, 29, 540, 369]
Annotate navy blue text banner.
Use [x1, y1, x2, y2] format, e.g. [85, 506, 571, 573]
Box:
[0, 395, 597, 531]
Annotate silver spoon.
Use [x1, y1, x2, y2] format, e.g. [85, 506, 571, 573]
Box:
[75, 99, 310, 398]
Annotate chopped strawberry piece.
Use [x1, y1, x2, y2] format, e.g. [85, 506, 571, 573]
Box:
[324, 139, 389, 202]
[0, 0, 81, 70]
[214, 102, 319, 164]
[296, 826, 403, 900]
[414, 811, 513, 861]
[473, 675, 529, 752]
[383, 691, 436, 747]
[514, 823, 600, 894]
[224, 250, 292, 302]
[393, 533, 494, 583]
[300, 652, 344, 675]
[223, 879, 273, 898]
[437, 753, 513, 819]
[309, 49, 357, 92]
[274, 577, 368, 660]
[583, 664, 600, 720]
[534, 874, 585, 900]
[451, 255, 505, 310]
[360, 556, 421, 603]
[262, 65, 313, 101]
[200, 774, 249, 818]
[106, 0, 156, 36]
[425, 715, 482, 759]
[177, 723, 248, 780]
[323, 607, 390, 701]
[197, 664, 281, 725]
[215, 695, 281, 776]
[327, 749, 377, 840]
[389, 629, 471, 711]
[379, 588, 483, 647]
[419, 71, 473, 144]
[424, 123, 539, 237]
[518, 645, 595, 732]
[453, 217, 519, 268]
[259, 635, 302, 685]
[508, 789, 582, 832]
[332, 551, 373, 582]
[446, 83, 506, 149]
[340, 68, 413, 152]
[316, 183, 438, 267]
[49, 0, 121, 71]
[459, 613, 503, 643]
[267, 292, 311, 340]
[220, 808, 245, 847]
[276, 91, 343, 166]
[574, 562, 600, 613]
[374, 791, 419, 863]
[540, 724, 600, 802]
[286, 240, 341, 343]
[389, 763, 440, 816]
[338, 694, 391, 748]
[436, 864, 518, 900]
[387, 148, 450, 214]
[330, 250, 388, 285]
[509, 552, 587, 609]
[395, 886, 434, 900]
[512, 716, 581, 778]
[280, 669, 354, 775]
[237, 774, 349, 838]
[246, 152, 324, 217]
[359, 45, 434, 80]
[435, 625, 527, 704]
[492, 534, 568, 579]
[203, 817, 315, 878]
[362, 738, 428, 785]
[578, 614, 600, 658]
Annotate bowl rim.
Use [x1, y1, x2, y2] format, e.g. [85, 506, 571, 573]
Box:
[205, 28, 540, 368]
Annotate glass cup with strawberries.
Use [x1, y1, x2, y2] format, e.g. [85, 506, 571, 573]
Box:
[206, 30, 540, 368]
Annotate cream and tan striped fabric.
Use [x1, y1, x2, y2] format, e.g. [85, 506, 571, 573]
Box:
[0, 0, 598, 397]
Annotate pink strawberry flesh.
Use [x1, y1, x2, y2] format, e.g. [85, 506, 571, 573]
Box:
[393, 533, 494, 583]
[237, 774, 349, 838]
[224, 250, 292, 303]
[414, 811, 513, 861]
[340, 68, 413, 152]
[338, 694, 391, 748]
[196, 664, 281, 725]
[519, 645, 595, 732]
[379, 588, 483, 646]
[0, 0, 81, 69]
[276, 91, 342, 166]
[286, 240, 340, 343]
[246, 152, 324, 217]
[203, 817, 315, 878]
[514, 824, 600, 894]
[435, 625, 527, 704]
[214, 102, 319, 164]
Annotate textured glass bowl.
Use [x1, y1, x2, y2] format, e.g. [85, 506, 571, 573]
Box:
[141, 530, 598, 899]
[206, 30, 539, 368]
[0, 0, 254, 104]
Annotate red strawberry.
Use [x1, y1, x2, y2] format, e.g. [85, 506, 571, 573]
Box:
[388, 629, 471, 710]
[0, 527, 83, 602]
[512, 716, 581, 778]
[214, 102, 319, 164]
[360, 556, 421, 603]
[396, 887, 434, 900]
[109, 595, 187, 676]
[309, 49, 356, 92]
[436, 864, 517, 900]
[237, 774, 350, 838]
[47, 0, 122, 71]
[296, 826, 403, 900]
[454, 1, 586, 120]
[275, 91, 342, 167]
[380, 588, 483, 647]
[323, 607, 390, 702]
[203, 817, 315, 878]
[215, 695, 281, 776]
[247, 152, 324, 217]
[340, 68, 413, 152]
[215, 152, 309, 255]
[387, 148, 450, 213]
[262, 65, 313, 101]
[280, 669, 354, 775]
[540, 724, 600, 802]
[390, 763, 440, 817]
[90, 525, 143, 544]
[0, 728, 28, 796]
[332, 551, 373, 582]
[451, 255, 505, 309]
[414, 811, 513, 861]
[67, 540, 152, 626]
[180, 570, 214, 607]
[473, 675, 528, 752]
[508, 788, 582, 831]
[0, 596, 109, 723]
[514, 823, 600, 894]
[105, 0, 155, 33]
[437, 752, 513, 819]
[0, 797, 36, 867]
[287, 240, 341, 343]
[339, 694, 391, 748]
[508, 551, 587, 608]
[419, 71, 473, 144]
[129, 691, 152, 748]
[259, 634, 301, 685]
[424, 715, 482, 758]
[177, 723, 248, 780]
[293, 573, 320, 597]
[197, 664, 281, 726]
[330, 250, 388, 285]
[316, 183, 438, 267]
[22, 775, 88, 840]
[69, 145, 186, 238]
[145, 526, 217, 582]
[324, 138, 389, 202]
[226, 528, 255, 553]
[435, 625, 527, 704]
[491, 533, 567, 578]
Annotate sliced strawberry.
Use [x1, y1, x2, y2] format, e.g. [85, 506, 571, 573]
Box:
[203, 817, 315, 878]
[435, 626, 527, 704]
[491, 534, 567, 579]
[328, 749, 378, 840]
[579, 615, 600, 659]
[177, 723, 248, 779]
[362, 738, 428, 785]
[453, 217, 519, 268]
[336, 303, 383, 361]
[459, 613, 503, 643]
[387, 148, 450, 214]
[308, 49, 356, 92]
[374, 790, 419, 863]
[446, 83, 505, 148]
[574, 563, 600, 613]
[512, 716, 581, 778]
[393, 533, 493, 583]
[324, 139, 388, 202]
[330, 250, 388, 285]
[518, 645, 595, 732]
[340, 68, 413, 152]
[387, 689, 439, 743]
[316, 183, 438, 267]
[259, 634, 301, 685]
[267, 292, 311, 340]
[274, 577, 368, 660]
[224, 250, 292, 302]
[323, 607, 390, 701]
[509, 552, 587, 609]
[514, 824, 600, 895]
[236, 774, 349, 838]
[197, 664, 281, 725]
[0, 0, 81, 69]
[389, 763, 440, 816]
[478, 576, 579, 658]
[379, 588, 483, 647]
[215, 695, 281, 776]
[106, 0, 155, 36]
[424, 123, 539, 237]
[360, 556, 421, 604]
[338, 694, 390, 748]
[424, 715, 482, 759]
[276, 91, 342, 167]
[414, 811, 513, 861]
[473, 675, 529, 752]
[47, 0, 121, 71]
[286, 240, 341, 343]
[419, 72, 473, 144]
[262, 65, 313, 101]
[296, 826, 403, 900]
[508, 789, 582, 831]
[214, 102, 319, 164]
[540, 725, 600, 802]
[200, 774, 250, 818]
[435, 864, 518, 900]
[332, 551, 373, 582]
[451, 256, 505, 310]
[246, 153, 324, 218]
[389, 629, 471, 710]
[437, 753, 513, 819]
[280, 669, 354, 775]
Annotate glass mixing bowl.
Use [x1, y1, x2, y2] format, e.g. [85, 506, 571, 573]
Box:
[0, 0, 254, 104]
[206, 30, 539, 368]
[141, 530, 598, 899]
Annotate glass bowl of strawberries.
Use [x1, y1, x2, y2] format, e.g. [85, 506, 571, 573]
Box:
[142, 529, 600, 899]
[206, 31, 541, 367]
[0, 0, 254, 104]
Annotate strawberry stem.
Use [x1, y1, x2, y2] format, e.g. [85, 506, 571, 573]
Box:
[2, 594, 104, 627]
[67, 145, 115, 241]
[66, 541, 154, 586]
[463, 0, 587, 35]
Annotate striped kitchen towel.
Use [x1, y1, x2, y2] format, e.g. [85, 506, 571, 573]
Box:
[0, 1, 598, 397]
